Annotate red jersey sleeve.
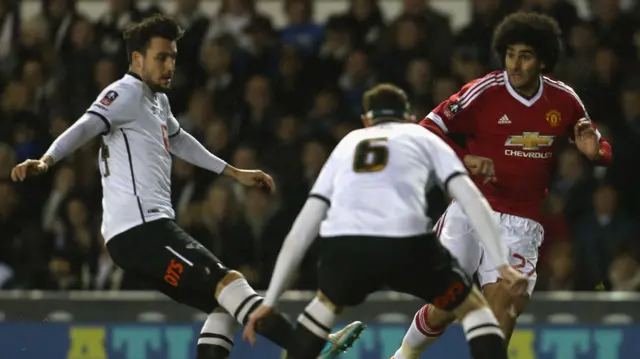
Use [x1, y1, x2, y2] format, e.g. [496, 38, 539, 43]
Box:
[420, 73, 499, 158]
[567, 90, 613, 166]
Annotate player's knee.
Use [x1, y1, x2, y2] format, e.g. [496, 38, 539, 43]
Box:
[426, 304, 456, 328]
[484, 281, 529, 317]
[451, 287, 490, 321]
[212, 306, 229, 314]
[317, 291, 343, 314]
[215, 270, 243, 297]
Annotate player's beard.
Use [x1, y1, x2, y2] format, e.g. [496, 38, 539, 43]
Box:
[146, 79, 171, 93]
[142, 70, 171, 93]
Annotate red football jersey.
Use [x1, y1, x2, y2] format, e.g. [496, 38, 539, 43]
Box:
[421, 71, 612, 222]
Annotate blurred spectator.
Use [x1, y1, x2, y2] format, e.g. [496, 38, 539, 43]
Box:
[0, 0, 20, 80]
[519, 0, 579, 43]
[96, 0, 142, 71]
[187, 180, 257, 283]
[555, 21, 598, 90]
[340, 50, 375, 115]
[59, 17, 102, 115]
[44, 197, 100, 290]
[199, 37, 241, 111]
[432, 75, 462, 105]
[404, 58, 433, 109]
[25, 0, 79, 54]
[281, 0, 323, 55]
[609, 247, 640, 292]
[376, 15, 429, 84]
[317, 17, 353, 84]
[230, 75, 278, 149]
[237, 16, 279, 77]
[396, 0, 453, 71]
[272, 45, 314, 115]
[457, 0, 506, 66]
[589, 0, 638, 63]
[583, 45, 625, 130]
[305, 87, 349, 138]
[178, 88, 216, 136]
[572, 184, 640, 289]
[41, 165, 76, 233]
[538, 241, 577, 291]
[540, 192, 571, 265]
[173, 0, 209, 81]
[0, 142, 17, 180]
[451, 43, 488, 84]
[329, 0, 384, 52]
[552, 148, 593, 223]
[203, 0, 269, 51]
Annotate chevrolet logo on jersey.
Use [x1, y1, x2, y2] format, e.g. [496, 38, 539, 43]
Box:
[505, 132, 555, 150]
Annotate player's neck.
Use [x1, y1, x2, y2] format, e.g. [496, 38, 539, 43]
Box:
[127, 68, 143, 82]
[512, 77, 540, 99]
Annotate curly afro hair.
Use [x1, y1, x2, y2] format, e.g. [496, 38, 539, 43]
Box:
[492, 12, 563, 73]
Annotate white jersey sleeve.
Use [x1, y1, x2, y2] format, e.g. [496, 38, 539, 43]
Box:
[86, 81, 142, 134]
[308, 148, 339, 203]
[417, 129, 468, 188]
[160, 93, 181, 137]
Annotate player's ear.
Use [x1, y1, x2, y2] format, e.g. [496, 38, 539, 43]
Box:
[132, 51, 143, 68]
[360, 114, 371, 128]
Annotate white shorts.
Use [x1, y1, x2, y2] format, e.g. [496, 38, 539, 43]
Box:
[434, 201, 544, 295]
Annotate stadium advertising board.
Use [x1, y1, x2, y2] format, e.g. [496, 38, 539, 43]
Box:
[1, 323, 638, 359]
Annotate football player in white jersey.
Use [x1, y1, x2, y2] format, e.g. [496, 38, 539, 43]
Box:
[242, 84, 528, 359]
[11, 14, 363, 359]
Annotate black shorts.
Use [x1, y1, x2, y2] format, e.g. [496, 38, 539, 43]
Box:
[106, 218, 229, 313]
[317, 234, 473, 311]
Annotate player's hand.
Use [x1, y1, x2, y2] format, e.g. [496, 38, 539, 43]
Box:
[242, 304, 274, 346]
[573, 119, 601, 160]
[463, 155, 496, 184]
[11, 159, 49, 182]
[227, 167, 276, 193]
[497, 265, 528, 296]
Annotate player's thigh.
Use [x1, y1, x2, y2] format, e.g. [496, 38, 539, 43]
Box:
[107, 219, 228, 312]
[388, 235, 474, 312]
[477, 214, 543, 296]
[436, 201, 486, 276]
[318, 237, 385, 307]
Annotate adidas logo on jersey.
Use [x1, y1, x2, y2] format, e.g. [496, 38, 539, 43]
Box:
[498, 115, 511, 125]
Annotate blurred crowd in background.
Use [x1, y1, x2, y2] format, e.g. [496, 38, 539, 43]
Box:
[0, 0, 639, 294]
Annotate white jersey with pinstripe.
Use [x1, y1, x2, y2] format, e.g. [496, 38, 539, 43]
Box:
[309, 122, 468, 238]
[86, 73, 181, 241]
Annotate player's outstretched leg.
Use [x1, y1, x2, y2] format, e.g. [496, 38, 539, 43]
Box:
[197, 308, 238, 359]
[286, 292, 365, 359]
[481, 281, 529, 342]
[451, 287, 507, 359]
[215, 271, 364, 358]
[392, 303, 454, 359]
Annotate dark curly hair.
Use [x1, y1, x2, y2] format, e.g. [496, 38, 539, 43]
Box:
[123, 14, 184, 63]
[492, 12, 563, 73]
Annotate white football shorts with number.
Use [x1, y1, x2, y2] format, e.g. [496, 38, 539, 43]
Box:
[434, 201, 544, 295]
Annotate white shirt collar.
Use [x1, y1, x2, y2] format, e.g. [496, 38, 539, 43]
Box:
[503, 70, 544, 107]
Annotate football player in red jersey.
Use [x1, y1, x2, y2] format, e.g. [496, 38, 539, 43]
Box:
[392, 12, 612, 359]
